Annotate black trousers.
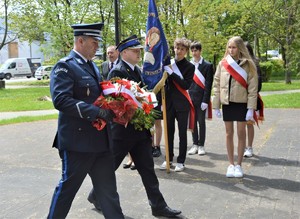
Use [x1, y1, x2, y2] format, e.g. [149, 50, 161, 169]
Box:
[48, 150, 123, 219]
[166, 107, 189, 164]
[90, 137, 167, 210]
[192, 104, 206, 146]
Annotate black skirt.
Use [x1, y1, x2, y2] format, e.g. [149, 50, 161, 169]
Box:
[222, 102, 247, 121]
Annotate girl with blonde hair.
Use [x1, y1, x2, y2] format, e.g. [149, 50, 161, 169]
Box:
[212, 36, 258, 178]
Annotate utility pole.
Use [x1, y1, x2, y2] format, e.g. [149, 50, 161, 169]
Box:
[114, 0, 120, 45]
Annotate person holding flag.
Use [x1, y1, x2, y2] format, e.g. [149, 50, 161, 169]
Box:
[187, 41, 214, 156]
[212, 36, 258, 178]
[159, 37, 195, 172]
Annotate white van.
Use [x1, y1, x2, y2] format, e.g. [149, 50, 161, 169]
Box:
[0, 58, 41, 80]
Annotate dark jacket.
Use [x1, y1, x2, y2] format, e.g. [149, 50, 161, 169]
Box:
[50, 50, 110, 153]
[165, 58, 195, 111]
[189, 58, 214, 107]
[256, 64, 262, 93]
[101, 58, 120, 80]
[107, 60, 151, 140]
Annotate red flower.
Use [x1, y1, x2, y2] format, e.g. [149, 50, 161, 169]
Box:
[142, 102, 153, 114]
[92, 78, 159, 131]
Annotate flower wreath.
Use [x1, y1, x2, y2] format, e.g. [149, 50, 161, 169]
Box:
[93, 77, 161, 131]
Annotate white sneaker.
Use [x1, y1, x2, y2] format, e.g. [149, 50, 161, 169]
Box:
[234, 165, 244, 178]
[226, 164, 235, 177]
[187, 144, 199, 155]
[198, 146, 206, 155]
[175, 163, 185, 172]
[159, 161, 172, 170]
[244, 147, 253, 157]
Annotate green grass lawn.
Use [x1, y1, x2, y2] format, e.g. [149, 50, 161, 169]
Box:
[262, 93, 300, 108]
[261, 80, 300, 91]
[0, 87, 54, 111]
[1, 81, 300, 112]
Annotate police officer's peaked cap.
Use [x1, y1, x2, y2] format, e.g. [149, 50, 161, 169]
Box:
[71, 23, 104, 41]
[116, 35, 144, 52]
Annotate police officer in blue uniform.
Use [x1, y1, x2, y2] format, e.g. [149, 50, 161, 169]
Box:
[87, 35, 182, 218]
[47, 23, 124, 219]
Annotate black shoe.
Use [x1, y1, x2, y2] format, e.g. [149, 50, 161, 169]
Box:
[152, 146, 161, 157]
[152, 206, 181, 218]
[87, 191, 102, 211]
[123, 162, 132, 169]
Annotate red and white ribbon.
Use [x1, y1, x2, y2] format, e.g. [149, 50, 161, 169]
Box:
[222, 55, 248, 88]
[193, 68, 205, 89]
[171, 61, 195, 130]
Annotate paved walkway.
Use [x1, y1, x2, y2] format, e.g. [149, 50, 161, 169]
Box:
[259, 89, 300, 96]
[0, 108, 299, 219]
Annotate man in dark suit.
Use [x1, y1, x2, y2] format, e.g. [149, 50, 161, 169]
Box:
[47, 23, 124, 219]
[187, 41, 214, 156]
[87, 35, 181, 218]
[159, 37, 195, 172]
[100, 45, 119, 80]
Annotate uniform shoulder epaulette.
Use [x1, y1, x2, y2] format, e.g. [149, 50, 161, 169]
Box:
[59, 56, 72, 62]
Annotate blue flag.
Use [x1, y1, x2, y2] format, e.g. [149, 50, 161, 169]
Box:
[142, 0, 170, 90]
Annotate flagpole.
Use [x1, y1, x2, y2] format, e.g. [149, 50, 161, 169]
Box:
[161, 85, 170, 173]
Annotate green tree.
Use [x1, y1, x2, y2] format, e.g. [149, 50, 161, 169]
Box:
[0, 0, 18, 51]
[241, 0, 300, 83]
[4, 0, 300, 79]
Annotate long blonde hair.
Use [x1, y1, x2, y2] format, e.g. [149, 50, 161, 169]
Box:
[224, 36, 256, 76]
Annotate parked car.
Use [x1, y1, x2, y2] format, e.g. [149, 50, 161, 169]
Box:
[35, 66, 53, 80]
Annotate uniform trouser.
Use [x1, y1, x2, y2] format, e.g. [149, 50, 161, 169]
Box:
[192, 105, 206, 146]
[166, 107, 189, 164]
[90, 137, 167, 210]
[48, 150, 124, 219]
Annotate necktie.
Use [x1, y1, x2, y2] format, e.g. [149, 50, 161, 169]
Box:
[87, 60, 95, 75]
[110, 62, 114, 70]
[133, 66, 141, 79]
[87, 60, 93, 69]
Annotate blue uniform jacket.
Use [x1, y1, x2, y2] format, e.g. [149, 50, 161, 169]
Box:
[50, 50, 111, 153]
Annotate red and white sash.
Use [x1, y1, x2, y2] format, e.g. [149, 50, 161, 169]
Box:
[193, 68, 205, 89]
[222, 55, 260, 126]
[222, 55, 248, 88]
[193, 68, 212, 119]
[171, 60, 195, 130]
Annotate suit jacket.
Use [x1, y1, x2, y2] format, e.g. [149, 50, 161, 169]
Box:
[165, 58, 195, 111]
[101, 58, 120, 80]
[50, 50, 111, 153]
[189, 58, 214, 107]
[107, 60, 151, 140]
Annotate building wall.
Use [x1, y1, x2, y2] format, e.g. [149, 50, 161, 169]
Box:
[0, 39, 45, 65]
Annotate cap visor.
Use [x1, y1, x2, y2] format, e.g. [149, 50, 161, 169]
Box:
[128, 45, 144, 49]
[93, 36, 103, 41]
